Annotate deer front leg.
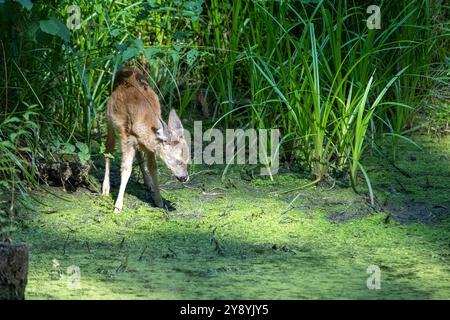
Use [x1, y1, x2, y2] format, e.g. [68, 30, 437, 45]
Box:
[114, 140, 136, 213]
[147, 151, 164, 208]
[102, 122, 115, 195]
[136, 150, 154, 193]
[102, 157, 111, 195]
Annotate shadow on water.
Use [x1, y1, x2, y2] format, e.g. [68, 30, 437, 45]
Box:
[366, 134, 450, 223]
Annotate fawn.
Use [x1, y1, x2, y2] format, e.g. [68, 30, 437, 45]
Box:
[102, 66, 189, 212]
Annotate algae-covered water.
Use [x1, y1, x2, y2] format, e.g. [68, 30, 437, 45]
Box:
[14, 134, 450, 299]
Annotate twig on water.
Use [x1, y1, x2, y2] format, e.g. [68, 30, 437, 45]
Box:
[138, 245, 148, 261]
[62, 234, 70, 255]
[272, 178, 320, 196]
[278, 178, 321, 214]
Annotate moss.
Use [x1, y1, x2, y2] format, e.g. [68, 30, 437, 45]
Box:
[13, 134, 450, 299]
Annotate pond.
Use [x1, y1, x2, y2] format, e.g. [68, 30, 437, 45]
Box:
[15, 134, 450, 299]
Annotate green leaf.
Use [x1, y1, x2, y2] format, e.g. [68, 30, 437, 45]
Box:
[61, 143, 76, 154]
[0, 140, 13, 148]
[144, 48, 161, 60]
[116, 43, 126, 52]
[4, 116, 21, 125]
[78, 152, 90, 165]
[146, 0, 159, 9]
[94, 3, 102, 14]
[111, 29, 120, 37]
[39, 18, 70, 42]
[132, 38, 144, 51]
[14, 0, 33, 10]
[184, 1, 203, 15]
[76, 141, 90, 165]
[186, 48, 198, 66]
[76, 142, 89, 154]
[9, 130, 28, 142]
[173, 43, 183, 52]
[171, 50, 180, 64]
[122, 47, 140, 61]
[25, 120, 39, 129]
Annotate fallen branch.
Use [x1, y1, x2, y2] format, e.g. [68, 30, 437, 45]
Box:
[272, 178, 320, 196]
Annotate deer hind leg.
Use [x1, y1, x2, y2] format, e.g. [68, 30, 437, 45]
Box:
[136, 150, 154, 192]
[102, 122, 115, 195]
[113, 137, 136, 213]
[146, 151, 164, 208]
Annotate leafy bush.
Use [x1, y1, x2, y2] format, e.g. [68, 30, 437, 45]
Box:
[0, 0, 448, 206]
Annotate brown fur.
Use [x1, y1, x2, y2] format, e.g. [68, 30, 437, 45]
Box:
[102, 67, 189, 212]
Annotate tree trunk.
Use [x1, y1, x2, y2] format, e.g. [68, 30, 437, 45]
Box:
[0, 242, 29, 300]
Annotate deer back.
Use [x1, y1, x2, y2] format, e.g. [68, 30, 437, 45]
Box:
[107, 67, 162, 139]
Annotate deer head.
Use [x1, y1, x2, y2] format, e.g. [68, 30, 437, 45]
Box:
[154, 109, 190, 182]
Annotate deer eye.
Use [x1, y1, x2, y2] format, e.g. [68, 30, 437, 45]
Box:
[176, 160, 183, 166]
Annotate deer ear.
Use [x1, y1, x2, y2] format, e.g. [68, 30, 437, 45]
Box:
[154, 119, 168, 142]
[168, 109, 183, 132]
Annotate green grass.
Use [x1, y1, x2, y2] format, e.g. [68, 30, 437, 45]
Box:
[13, 134, 450, 299]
